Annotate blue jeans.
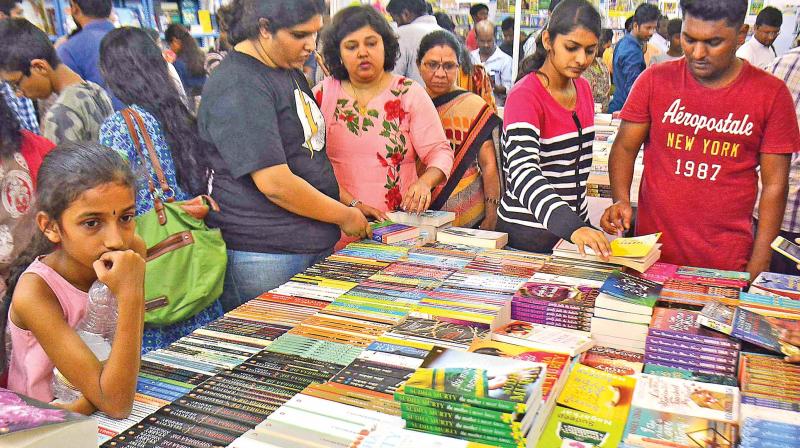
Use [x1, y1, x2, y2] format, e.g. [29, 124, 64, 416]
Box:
[218, 249, 332, 312]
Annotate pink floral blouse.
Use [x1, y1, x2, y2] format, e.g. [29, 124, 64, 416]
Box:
[314, 75, 453, 211]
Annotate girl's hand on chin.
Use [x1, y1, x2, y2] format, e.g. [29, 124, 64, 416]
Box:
[93, 250, 145, 302]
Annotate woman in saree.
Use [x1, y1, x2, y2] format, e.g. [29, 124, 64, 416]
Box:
[417, 30, 502, 229]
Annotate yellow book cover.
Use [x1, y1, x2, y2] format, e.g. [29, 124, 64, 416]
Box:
[557, 364, 636, 423]
[198, 10, 212, 33]
[610, 232, 661, 258]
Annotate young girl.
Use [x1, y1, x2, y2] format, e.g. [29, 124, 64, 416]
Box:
[165, 23, 207, 100]
[3, 142, 145, 417]
[98, 26, 223, 353]
[496, 0, 611, 257]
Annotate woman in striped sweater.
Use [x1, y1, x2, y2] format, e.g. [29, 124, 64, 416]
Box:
[497, 0, 611, 257]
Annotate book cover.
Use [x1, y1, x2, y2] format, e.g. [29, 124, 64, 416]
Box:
[436, 227, 508, 249]
[557, 364, 636, 422]
[648, 308, 741, 350]
[468, 339, 571, 400]
[750, 272, 800, 299]
[403, 346, 546, 415]
[512, 282, 597, 311]
[698, 301, 737, 335]
[731, 307, 800, 356]
[536, 406, 621, 448]
[610, 232, 661, 258]
[628, 374, 739, 424]
[579, 346, 644, 376]
[624, 407, 736, 448]
[492, 321, 593, 356]
[597, 270, 662, 314]
[0, 388, 97, 448]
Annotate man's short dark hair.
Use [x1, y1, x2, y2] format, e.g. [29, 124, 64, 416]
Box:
[667, 18, 682, 37]
[680, 0, 747, 27]
[0, 0, 20, 16]
[756, 6, 783, 28]
[74, 0, 112, 18]
[0, 18, 60, 74]
[469, 3, 488, 20]
[322, 5, 399, 81]
[501, 16, 514, 32]
[633, 3, 660, 25]
[624, 16, 633, 32]
[386, 0, 426, 17]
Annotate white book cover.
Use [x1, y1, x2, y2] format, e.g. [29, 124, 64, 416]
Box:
[630, 374, 740, 424]
[386, 210, 455, 227]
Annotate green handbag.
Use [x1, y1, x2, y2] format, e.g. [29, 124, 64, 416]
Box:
[122, 109, 226, 326]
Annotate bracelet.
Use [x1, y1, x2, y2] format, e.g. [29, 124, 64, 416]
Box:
[348, 199, 362, 207]
[485, 197, 500, 206]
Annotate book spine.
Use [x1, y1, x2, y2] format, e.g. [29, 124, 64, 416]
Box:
[644, 345, 738, 366]
[645, 335, 739, 358]
[400, 408, 523, 441]
[401, 385, 525, 414]
[643, 353, 737, 375]
[696, 313, 733, 335]
[403, 420, 524, 448]
[647, 328, 741, 350]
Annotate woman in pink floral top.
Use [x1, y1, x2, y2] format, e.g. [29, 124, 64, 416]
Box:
[315, 6, 453, 216]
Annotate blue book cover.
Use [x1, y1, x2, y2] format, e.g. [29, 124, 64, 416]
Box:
[599, 270, 662, 309]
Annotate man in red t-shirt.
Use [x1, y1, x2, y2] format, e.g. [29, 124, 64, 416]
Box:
[600, 0, 800, 280]
[465, 3, 488, 52]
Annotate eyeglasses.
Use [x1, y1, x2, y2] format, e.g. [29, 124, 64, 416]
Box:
[422, 61, 459, 74]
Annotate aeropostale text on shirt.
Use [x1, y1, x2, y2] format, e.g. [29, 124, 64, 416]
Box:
[661, 98, 754, 137]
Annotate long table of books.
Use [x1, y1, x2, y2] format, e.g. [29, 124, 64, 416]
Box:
[67, 237, 800, 448]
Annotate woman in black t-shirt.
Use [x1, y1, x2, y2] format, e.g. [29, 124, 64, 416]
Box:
[198, 0, 370, 312]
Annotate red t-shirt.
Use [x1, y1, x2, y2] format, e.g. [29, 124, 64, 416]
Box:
[466, 29, 478, 52]
[620, 59, 800, 271]
[19, 131, 55, 188]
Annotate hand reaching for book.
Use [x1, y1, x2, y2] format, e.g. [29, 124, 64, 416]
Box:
[570, 227, 611, 260]
[600, 200, 633, 236]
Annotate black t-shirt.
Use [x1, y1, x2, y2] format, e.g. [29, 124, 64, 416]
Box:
[198, 51, 340, 254]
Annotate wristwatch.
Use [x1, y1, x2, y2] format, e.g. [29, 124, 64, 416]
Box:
[349, 199, 362, 207]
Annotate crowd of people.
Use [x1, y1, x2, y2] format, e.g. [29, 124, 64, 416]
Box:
[0, 0, 799, 421]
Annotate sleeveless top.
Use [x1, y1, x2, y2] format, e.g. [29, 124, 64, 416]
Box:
[7, 258, 88, 401]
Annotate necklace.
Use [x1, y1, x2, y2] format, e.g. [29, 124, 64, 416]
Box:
[346, 72, 386, 116]
[253, 38, 278, 68]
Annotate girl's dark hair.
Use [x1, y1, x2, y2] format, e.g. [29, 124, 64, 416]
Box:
[226, 0, 326, 46]
[165, 24, 206, 77]
[322, 6, 400, 81]
[0, 93, 21, 159]
[417, 30, 465, 66]
[518, 0, 601, 80]
[1, 142, 134, 366]
[680, 0, 747, 27]
[100, 27, 208, 195]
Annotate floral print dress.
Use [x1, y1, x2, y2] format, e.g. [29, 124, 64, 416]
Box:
[314, 75, 453, 212]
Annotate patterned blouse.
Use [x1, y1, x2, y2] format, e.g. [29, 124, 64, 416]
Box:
[98, 104, 222, 353]
[99, 104, 190, 215]
[582, 58, 611, 113]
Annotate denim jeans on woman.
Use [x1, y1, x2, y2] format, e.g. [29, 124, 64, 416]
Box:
[217, 248, 333, 312]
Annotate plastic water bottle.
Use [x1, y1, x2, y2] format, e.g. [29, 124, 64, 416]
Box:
[52, 281, 118, 403]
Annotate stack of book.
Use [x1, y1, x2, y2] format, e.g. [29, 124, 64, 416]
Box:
[385, 316, 489, 350]
[407, 244, 477, 270]
[739, 290, 800, 319]
[750, 271, 800, 300]
[551, 233, 661, 273]
[739, 418, 800, 448]
[436, 227, 509, 249]
[738, 352, 800, 426]
[539, 364, 636, 447]
[464, 249, 547, 279]
[623, 374, 740, 447]
[510, 282, 597, 333]
[371, 220, 421, 244]
[394, 346, 546, 447]
[387, 210, 455, 243]
[533, 257, 616, 288]
[591, 270, 662, 353]
[645, 307, 741, 385]
[699, 301, 800, 357]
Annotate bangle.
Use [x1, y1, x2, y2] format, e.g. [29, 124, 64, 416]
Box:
[348, 199, 362, 207]
[485, 197, 500, 206]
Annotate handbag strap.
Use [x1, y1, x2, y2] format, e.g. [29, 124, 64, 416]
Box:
[121, 108, 168, 225]
[121, 108, 174, 202]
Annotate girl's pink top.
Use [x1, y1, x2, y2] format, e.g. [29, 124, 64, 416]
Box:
[314, 75, 454, 212]
[7, 258, 88, 401]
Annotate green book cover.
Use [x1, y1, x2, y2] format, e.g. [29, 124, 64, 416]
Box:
[400, 408, 524, 442]
[394, 391, 518, 423]
[599, 270, 661, 309]
[399, 402, 521, 432]
[537, 406, 621, 448]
